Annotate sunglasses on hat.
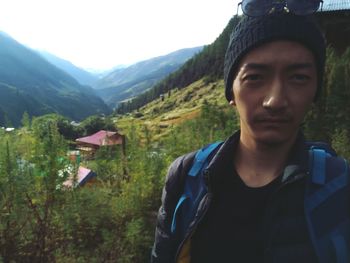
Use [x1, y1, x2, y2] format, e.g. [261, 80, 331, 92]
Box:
[238, 0, 323, 17]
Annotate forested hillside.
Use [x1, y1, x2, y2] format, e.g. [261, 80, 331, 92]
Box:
[0, 32, 110, 127]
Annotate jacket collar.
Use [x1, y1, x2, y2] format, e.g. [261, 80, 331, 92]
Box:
[206, 130, 310, 184]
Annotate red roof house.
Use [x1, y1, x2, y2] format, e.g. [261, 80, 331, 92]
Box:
[76, 130, 123, 146]
[76, 130, 124, 156]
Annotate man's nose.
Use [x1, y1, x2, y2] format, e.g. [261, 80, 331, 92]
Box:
[262, 78, 288, 111]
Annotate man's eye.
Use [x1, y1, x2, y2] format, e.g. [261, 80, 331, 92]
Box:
[292, 74, 310, 82]
[243, 74, 262, 82]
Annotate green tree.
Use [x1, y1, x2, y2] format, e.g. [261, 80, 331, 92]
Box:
[304, 47, 350, 150]
[80, 115, 116, 135]
[331, 129, 350, 160]
[21, 111, 31, 129]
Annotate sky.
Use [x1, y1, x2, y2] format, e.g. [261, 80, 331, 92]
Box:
[0, 0, 240, 71]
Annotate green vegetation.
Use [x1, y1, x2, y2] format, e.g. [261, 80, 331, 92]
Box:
[31, 114, 117, 141]
[116, 79, 228, 141]
[304, 47, 350, 159]
[0, 100, 238, 262]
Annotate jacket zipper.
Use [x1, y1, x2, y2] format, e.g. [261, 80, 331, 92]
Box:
[174, 169, 212, 262]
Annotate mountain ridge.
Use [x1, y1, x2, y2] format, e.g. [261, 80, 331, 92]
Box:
[0, 32, 110, 127]
[37, 50, 99, 86]
[94, 46, 203, 108]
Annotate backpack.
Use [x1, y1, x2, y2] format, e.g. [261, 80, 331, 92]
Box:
[171, 141, 349, 263]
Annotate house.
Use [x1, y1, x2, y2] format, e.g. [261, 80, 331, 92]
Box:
[68, 150, 81, 165]
[63, 166, 97, 188]
[317, 0, 350, 53]
[76, 130, 125, 157]
[70, 121, 80, 127]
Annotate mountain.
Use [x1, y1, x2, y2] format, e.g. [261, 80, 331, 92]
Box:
[0, 32, 111, 127]
[37, 50, 98, 86]
[85, 64, 128, 79]
[116, 16, 239, 114]
[93, 46, 203, 108]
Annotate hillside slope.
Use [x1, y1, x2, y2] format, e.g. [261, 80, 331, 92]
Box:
[116, 78, 232, 140]
[94, 46, 203, 108]
[0, 32, 110, 126]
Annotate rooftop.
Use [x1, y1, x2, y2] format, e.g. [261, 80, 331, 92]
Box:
[63, 166, 96, 187]
[76, 130, 122, 146]
[320, 0, 350, 12]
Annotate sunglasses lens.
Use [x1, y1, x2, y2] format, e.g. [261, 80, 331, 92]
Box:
[286, 0, 321, 15]
[242, 0, 273, 17]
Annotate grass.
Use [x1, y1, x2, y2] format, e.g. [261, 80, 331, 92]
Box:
[115, 78, 228, 141]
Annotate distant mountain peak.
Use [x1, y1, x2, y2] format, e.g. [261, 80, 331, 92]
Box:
[93, 46, 203, 108]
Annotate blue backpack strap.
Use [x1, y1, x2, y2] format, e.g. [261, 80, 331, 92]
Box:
[188, 142, 223, 177]
[171, 141, 223, 235]
[305, 145, 350, 263]
[310, 148, 331, 185]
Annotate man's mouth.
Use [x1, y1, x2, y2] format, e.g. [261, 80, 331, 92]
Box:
[258, 118, 290, 123]
[254, 115, 293, 124]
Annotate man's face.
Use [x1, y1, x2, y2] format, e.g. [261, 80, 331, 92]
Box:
[231, 41, 317, 146]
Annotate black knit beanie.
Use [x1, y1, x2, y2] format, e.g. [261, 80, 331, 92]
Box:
[224, 13, 326, 102]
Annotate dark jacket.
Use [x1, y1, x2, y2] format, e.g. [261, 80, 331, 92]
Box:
[151, 131, 350, 263]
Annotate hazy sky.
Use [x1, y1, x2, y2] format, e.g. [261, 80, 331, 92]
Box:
[0, 0, 240, 70]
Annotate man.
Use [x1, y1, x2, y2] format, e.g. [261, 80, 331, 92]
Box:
[151, 6, 349, 263]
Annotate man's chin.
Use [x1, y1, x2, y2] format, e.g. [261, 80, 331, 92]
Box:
[253, 132, 296, 147]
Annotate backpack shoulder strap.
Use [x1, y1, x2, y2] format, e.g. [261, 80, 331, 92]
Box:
[309, 147, 331, 185]
[171, 141, 223, 235]
[305, 144, 350, 263]
[188, 141, 223, 177]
